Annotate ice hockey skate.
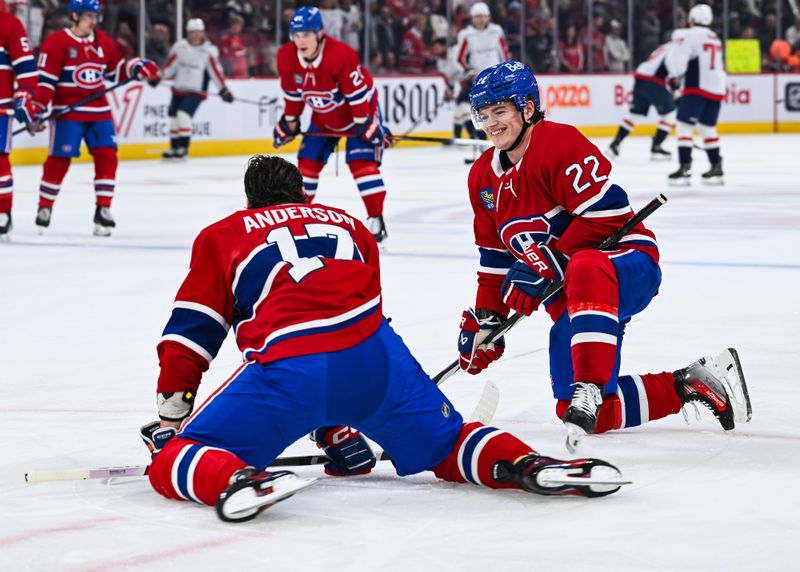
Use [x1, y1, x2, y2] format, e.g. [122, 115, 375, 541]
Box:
[668, 163, 692, 186]
[35, 207, 52, 232]
[606, 141, 620, 159]
[367, 215, 388, 244]
[0, 212, 11, 237]
[493, 454, 630, 497]
[650, 144, 671, 160]
[215, 468, 317, 523]
[563, 382, 603, 453]
[162, 147, 188, 161]
[674, 348, 751, 430]
[93, 206, 116, 237]
[701, 160, 724, 185]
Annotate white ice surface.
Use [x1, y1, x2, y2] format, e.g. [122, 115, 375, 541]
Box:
[2, 135, 799, 571]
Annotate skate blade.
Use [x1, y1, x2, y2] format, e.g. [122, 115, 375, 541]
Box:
[701, 176, 724, 185]
[564, 423, 587, 454]
[667, 178, 691, 187]
[714, 348, 752, 425]
[538, 475, 633, 487]
[93, 225, 113, 237]
[222, 475, 317, 519]
[650, 154, 671, 161]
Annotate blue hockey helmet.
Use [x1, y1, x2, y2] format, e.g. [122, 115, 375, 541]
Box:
[469, 61, 540, 114]
[289, 7, 324, 34]
[69, 0, 101, 13]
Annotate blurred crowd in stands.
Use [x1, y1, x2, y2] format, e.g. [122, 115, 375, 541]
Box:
[6, 0, 800, 76]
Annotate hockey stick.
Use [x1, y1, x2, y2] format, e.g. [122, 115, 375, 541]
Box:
[218, 93, 278, 106]
[24, 381, 500, 482]
[432, 193, 669, 385]
[299, 130, 492, 148]
[12, 78, 134, 137]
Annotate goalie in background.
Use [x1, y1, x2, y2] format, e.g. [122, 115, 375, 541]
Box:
[153, 18, 234, 161]
[142, 154, 630, 524]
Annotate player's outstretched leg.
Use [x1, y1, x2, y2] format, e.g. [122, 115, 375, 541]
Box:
[430, 422, 628, 497]
[216, 468, 316, 523]
[673, 348, 751, 430]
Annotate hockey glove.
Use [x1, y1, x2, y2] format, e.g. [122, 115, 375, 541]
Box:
[272, 114, 300, 148]
[311, 426, 377, 476]
[14, 92, 46, 134]
[157, 390, 196, 423]
[458, 308, 505, 374]
[219, 87, 235, 103]
[128, 57, 159, 82]
[501, 243, 567, 316]
[140, 420, 177, 458]
[355, 114, 392, 147]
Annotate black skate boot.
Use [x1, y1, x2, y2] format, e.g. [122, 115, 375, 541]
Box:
[606, 141, 620, 158]
[0, 211, 11, 236]
[35, 206, 52, 229]
[492, 454, 629, 498]
[701, 160, 724, 185]
[674, 348, 751, 430]
[216, 468, 317, 523]
[563, 382, 603, 453]
[367, 215, 388, 244]
[93, 206, 116, 237]
[650, 143, 672, 161]
[162, 147, 188, 161]
[667, 163, 692, 186]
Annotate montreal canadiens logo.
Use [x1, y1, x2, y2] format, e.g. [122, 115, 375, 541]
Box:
[303, 90, 337, 112]
[73, 63, 106, 89]
[499, 217, 551, 256]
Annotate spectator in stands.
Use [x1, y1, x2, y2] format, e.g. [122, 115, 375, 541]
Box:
[635, 5, 660, 64]
[604, 19, 630, 72]
[759, 12, 778, 58]
[220, 14, 248, 77]
[787, 14, 800, 51]
[115, 20, 136, 60]
[501, 1, 522, 60]
[372, 5, 399, 61]
[559, 23, 584, 73]
[580, 12, 606, 71]
[340, 0, 362, 53]
[225, 0, 254, 27]
[399, 14, 428, 73]
[528, 17, 555, 73]
[252, 28, 278, 77]
[319, 0, 344, 41]
[146, 22, 172, 68]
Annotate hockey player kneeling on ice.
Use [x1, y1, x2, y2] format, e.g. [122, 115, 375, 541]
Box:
[141, 155, 629, 523]
[154, 18, 234, 161]
[458, 61, 751, 454]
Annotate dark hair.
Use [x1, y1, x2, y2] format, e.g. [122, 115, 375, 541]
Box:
[244, 155, 306, 208]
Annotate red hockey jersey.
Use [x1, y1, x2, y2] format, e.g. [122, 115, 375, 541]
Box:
[276, 36, 378, 132]
[468, 120, 659, 319]
[34, 28, 134, 122]
[0, 12, 37, 111]
[157, 202, 383, 394]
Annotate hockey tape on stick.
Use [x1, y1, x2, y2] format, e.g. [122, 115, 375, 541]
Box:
[25, 465, 147, 484]
[432, 193, 669, 385]
[13, 78, 134, 137]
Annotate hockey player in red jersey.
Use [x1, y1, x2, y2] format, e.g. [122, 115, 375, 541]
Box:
[19, 0, 158, 236]
[273, 6, 391, 243]
[141, 154, 629, 522]
[0, 12, 37, 236]
[457, 61, 751, 453]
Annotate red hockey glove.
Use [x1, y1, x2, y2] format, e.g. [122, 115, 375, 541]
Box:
[311, 426, 377, 476]
[128, 57, 160, 82]
[501, 243, 568, 316]
[458, 308, 505, 374]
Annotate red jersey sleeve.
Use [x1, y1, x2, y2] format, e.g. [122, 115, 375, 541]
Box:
[156, 227, 233, 394]
[337, 47, 374, 123]
[33, 33, 66, 108]
[277, 43, 305, 119]
[6, 15, 37, 93]
[469, 156, 513, 316]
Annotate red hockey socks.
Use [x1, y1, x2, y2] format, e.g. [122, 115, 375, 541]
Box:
[38, 156, 71, 209]
[298, 158, 324, 201]
[432, 422, 536, 489]
[564, 250, 621, 385]
[90, 146, 117, 208]
[148, 436, 248, 506]
[556, 372, 682, 432]
[0, 154, 12, 213]
[349, 160, 386, 217]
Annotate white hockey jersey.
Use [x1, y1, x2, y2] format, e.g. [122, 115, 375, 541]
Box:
[163, 39, 227, 95]
[454, 23, 509, 74]
[666, 27, 726, 99]
[634, 43, 671, 84]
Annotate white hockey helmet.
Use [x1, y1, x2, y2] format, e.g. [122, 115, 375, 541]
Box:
[688, 4, 713, 26]
[470, 2, 491, 17]
[186, 18, 205, 32]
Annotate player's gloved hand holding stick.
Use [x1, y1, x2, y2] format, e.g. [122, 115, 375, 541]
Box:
[438, 193, 669, 385]
[273, 114, 300, 148]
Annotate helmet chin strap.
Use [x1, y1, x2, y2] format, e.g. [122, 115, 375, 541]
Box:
[504, 110, 534, 153]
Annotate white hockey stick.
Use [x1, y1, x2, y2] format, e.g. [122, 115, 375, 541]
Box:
[24, 380, 501, 484]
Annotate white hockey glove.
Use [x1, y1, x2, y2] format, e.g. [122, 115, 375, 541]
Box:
[157, 390, 196, 422]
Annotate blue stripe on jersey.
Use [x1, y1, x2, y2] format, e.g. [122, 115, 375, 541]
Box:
[617, 376, 641, 427]
[162, 308, 228, 359]
[479, 247, 516, 270]
[12, 57, 36, 76]
[460, 426, 496, 485]
[176, 444, 203, 502]
[584, 184, 630, 214]
[569, 313, 619, 337]
[0, 52, 8, 66]
[243, 302, 381, 361]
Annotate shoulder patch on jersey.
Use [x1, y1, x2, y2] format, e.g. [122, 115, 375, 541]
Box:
[68, 47, 78, 59]
[293, 73, 303, 85]
[479, 186, 495, 211]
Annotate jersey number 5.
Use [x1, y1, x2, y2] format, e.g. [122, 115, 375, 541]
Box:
[564, 155, 608, 194]
[266, 224, 355, 282]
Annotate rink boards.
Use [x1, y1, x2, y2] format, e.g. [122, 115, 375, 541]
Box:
[9, 72, 800, 165]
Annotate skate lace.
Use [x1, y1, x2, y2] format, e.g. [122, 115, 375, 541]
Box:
[571, 383, 601, 417]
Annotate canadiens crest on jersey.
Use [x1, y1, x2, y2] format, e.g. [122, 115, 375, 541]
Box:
[479, 187, 495, 211]
[499, 216, 552, 256]
[303, 90, 339, 112]
[73, 62, 106, 89]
